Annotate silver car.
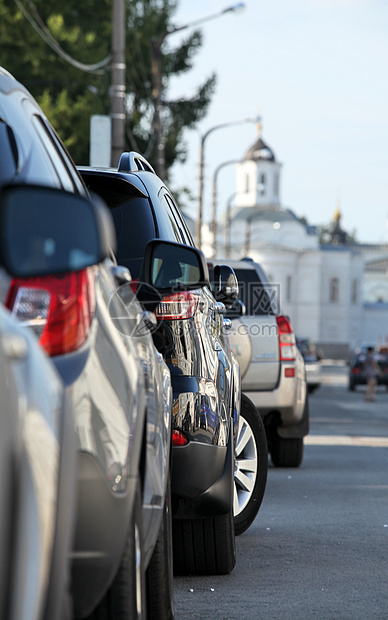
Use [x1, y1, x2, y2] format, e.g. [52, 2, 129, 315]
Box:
[0, 67, 174, 619]
[0, 194, 79, 620]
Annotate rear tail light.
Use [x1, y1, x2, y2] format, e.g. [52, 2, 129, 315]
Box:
[351, 368, 360, 375]
[172, 430, 188, 446]
[277, 315, 296, 362]
[6, 268, 95, 357]
[155, 292, 199, 320]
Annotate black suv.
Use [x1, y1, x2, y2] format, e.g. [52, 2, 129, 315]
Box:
[79, 153, 241, 575]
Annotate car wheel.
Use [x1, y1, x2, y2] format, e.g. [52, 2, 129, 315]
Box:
[86, 480, 146, 619]
[348, 382, 355, 391]
[234, 394, 268, 536]
[146, 472, 174, 620]
[270, 436, 304, 468]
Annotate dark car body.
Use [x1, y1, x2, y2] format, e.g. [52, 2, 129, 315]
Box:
[79, 153, 240, 574]
[0, 68, 173, 618]
[349, 348, 388, 391]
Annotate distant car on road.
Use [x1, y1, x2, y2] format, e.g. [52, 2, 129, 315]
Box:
[296, 337, 322, 393]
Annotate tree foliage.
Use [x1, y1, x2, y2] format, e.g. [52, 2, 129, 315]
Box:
[0, 0, 215, 171]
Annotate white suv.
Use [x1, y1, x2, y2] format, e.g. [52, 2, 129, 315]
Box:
[222, 258, 309, 468]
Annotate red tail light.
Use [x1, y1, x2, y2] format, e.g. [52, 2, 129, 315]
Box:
[6, 268, 96, 357]
[276, 315, 296, 362]
[172, 430, 188, 446]
[155, 292, 199, 320]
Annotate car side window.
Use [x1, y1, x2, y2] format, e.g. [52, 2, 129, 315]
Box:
[31, 115, 78, 192]
[0, 120, 18, 184]
[165, 194, 195, 246]
[155, 189, 185, 243]
[39, 116, 87, 194]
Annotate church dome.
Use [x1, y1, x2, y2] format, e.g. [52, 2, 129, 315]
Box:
[244, 136, 276, 162]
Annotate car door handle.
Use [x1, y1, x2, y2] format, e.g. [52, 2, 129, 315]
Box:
[214, 302, 226, 315]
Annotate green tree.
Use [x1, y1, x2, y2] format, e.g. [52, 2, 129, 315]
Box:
[0, 0, 215, 171]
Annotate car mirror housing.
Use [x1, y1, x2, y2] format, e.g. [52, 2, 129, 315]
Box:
[141, 239, 210, 293]
[0, 185, 116, 277]
[213, 264, 239, 309]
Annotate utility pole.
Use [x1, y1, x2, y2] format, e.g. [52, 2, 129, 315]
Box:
[111, 0, 126, 167]
[151, 35, 166, 179]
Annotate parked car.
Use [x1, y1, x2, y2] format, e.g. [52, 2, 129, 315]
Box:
[0, 67, 174, 619]
[0, 192, 78, 620]
[296, 337, 322, 393]
[79, 153, 243, 573]
[219, 257, 309, 468]
[208, 264, 268, 535]
[348, 347, 388, 391]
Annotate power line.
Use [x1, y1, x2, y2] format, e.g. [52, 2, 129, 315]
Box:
[14, 0, 112, 74]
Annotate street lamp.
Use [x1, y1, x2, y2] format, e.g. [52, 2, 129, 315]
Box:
[150, 3, 246, 179]
[196, 116, 257, 250]
[211, 159, 241, 258]
[225, 191, 239, 258]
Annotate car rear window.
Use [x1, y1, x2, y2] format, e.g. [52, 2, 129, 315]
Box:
[82, 175, 157, 278]
[110, 195, 156, 276]
[232, 268, 277, 316]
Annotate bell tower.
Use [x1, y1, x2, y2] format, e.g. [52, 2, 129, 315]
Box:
[235, 119, 282, 208]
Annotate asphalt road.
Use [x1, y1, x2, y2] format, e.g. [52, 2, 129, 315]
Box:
[173, 362, 388, 619]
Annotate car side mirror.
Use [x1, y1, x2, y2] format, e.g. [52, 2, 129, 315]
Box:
[213, 264, 239, 309]
[226, 298, 246, 317]
[141, 239, 210, 292]
[0, 185, 116, 277]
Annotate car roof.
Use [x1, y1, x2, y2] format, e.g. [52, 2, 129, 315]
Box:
[210, 257, 271, 283]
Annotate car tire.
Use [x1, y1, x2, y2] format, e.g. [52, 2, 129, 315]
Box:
[270, 436, 304, 468]
[146, 472, 174, 620]
[234, 394, 268, 536]
[86, 480, 146, 619]
[172, 507, 236, 576]
[348, 382, 355, 391]
[172, 432, 236, 576]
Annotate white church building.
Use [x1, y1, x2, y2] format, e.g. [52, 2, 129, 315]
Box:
[207, 126, 388, 358]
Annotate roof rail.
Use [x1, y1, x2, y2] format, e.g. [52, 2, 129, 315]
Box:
[118, 151, 156, 174]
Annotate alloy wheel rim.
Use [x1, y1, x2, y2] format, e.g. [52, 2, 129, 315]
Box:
[234, 414, 258, 517]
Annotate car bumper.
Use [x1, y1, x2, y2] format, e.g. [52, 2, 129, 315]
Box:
[244, 362, 306, 428]
[171, 437, 233, 519]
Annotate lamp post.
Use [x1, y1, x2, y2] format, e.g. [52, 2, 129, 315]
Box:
[196, 116, 258, 250]
[225, 191, 239, 258]
[151, 3, 245, 180]
[211, 159, 240, 258]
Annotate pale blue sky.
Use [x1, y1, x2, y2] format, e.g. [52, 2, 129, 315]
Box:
[168, 0, 388, 243]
